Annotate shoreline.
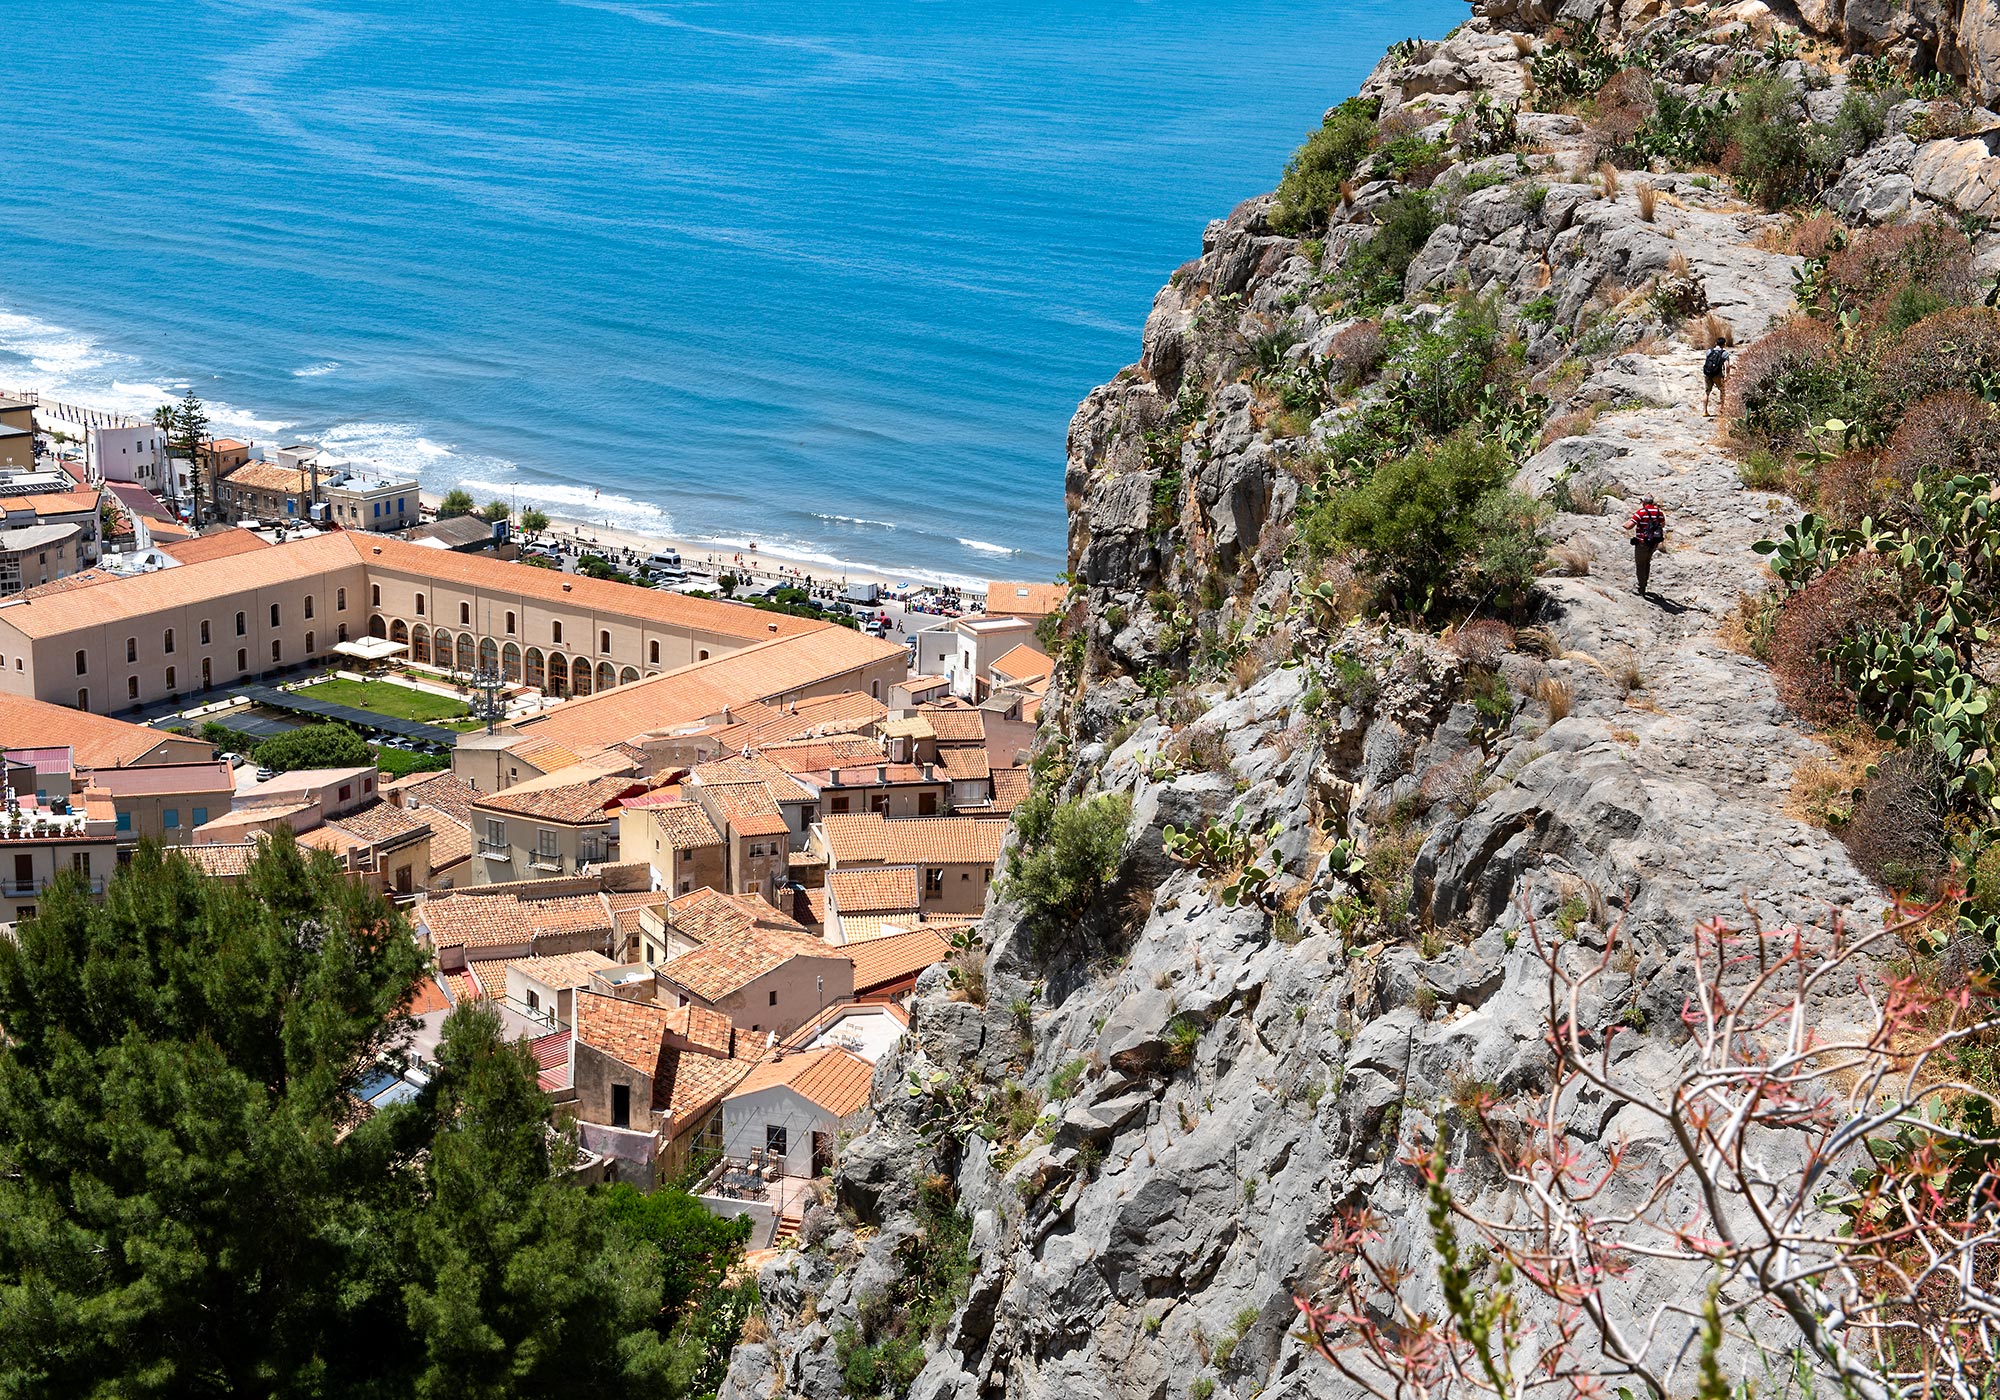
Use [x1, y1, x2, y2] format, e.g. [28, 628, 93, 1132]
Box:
[416, 490, 946, 595]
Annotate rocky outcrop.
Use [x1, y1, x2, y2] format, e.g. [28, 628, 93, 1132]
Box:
[723, 12, 1920, 1400]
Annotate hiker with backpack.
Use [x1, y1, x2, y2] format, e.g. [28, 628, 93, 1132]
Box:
[1703, 342, 1730, 416]
[1626, 495, 1666, 595]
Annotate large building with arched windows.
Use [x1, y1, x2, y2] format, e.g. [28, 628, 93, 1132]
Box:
[0, 530, 897, 722]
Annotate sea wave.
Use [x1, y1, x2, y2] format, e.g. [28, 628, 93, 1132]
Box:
[0, 304, 293, 438]
[680, 531, 988, 591]
[458, 474, 678, 537]
[291, 360, 340, 378]
[812, 512, 898, 530]
[956, 537, 1016, 555]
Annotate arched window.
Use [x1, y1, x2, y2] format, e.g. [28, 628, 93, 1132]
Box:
[127, 676, 139, 700]
[125, 637, 136, 663]
[236, 649, 247, 672]
[545, 653, 567, 696]
[74, 650, 86, 675]
[200, 620, 211, 645]
[698, 649, 709, 661]
[525, 647, 545, 689]
[338, 624, 348, 643]
[390, 619, 409, 645]
[415, 593, 425, 617]
[599, 630, 611, 654]
[371, 584, 381, 607]
[235, 611, 246, 636]
[271, 640, 282, 663]
[455, 633, 475, 673]
[412, 624, 430, 665]
[76, 688, 87, 710]
[269, 603, 280, 627]
[459, 601, 470, 625]
[305, 632, 315, 654]
[571, 660, 593, 697]
[619, 666, 639, 686]
[479, 637, 498, 675]
[336, 587, 346, 611]
[649, 640, 660, 665]
[552, 620, 563, 644]
[596, 661, 615, 691]
[304, 595, 315, 619]
[163, 628, 174, 655]
[502, 642, 521, 683]
[165, 666, 175, 692]
[368, 615, 387, 640]
[505, 610, 516, 634]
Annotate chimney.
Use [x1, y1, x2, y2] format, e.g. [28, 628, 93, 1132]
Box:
[831, 767, 841, 786]
[922, 762, 934, 782]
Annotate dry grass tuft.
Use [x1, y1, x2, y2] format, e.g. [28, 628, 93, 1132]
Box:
[1546, 534, 1596, 576]
[1666, 249, 1690, 278]
[1606, 646, 1648, 696]
[1597, 161, 1621, 197]
[1510, 32, 1533, 55]
[1532, 675, 1573, 722]
[1688, 311, 1733, 349]
[1786, 742, 1879, 830]
[1515, 625, 1566, 660]
[1635, 181, 1657, 222]
[1539, 402, 1602, 448]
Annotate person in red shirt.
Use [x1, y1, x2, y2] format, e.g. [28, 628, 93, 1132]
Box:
[1626, 496, 1666, 595]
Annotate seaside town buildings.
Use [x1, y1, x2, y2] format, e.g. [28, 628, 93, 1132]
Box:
[0, 414, 1061, 1219]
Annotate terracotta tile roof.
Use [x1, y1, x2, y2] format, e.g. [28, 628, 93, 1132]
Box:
[513, 626, 906, 754]
[574, 991, 757, 1121]
[505, 737, 583, 775]
[224, 461, 312, 495]
[982, 580, 1067, 618]
[0, 488, 100, 517]
[0, 532, 363, 639]
[85, 760, 234, 797]
[468, 958, 521, 1001]
[511, 950, 620, 989]
[426, 815, 472, 871]
[803, 887, 828, 926]
[665, 1003, 738, 1058]
[729, 1047, 874, 1118]
[759, 735, 886, 776]
[421, 891, 611, 950]
[160, 529, 271, 565]
[180, 842, 257, 878]
[648, 801, 722, 851]
[936, 746, 991, 783]
[665, 887, 807, 945]
[707, 692, 889, 751]
[693, 754, 813, 798]
[990, 642, 1053, 684]
[827, 866, 921, 915]
[386, 769, 479, 824]
[327, 799, 430, 846]
[297, 825, 365, 857]
[575, 991, 673, 1077]
[697, 781, 790, 838]
[990, 767, 1032, 813]
[529, 1030, 570, 1071]
[404, 976, 453, 1017]
[198, 801, 315, 832]
[847, 925, 953, 992]
[474, 775, 639, 825]
[0, 693, 208, 769]
[16, 568, 119, 599]
[659, 921, 846, 1003]
[820, 813, 1008, 868]
[918, 702, 986, 744]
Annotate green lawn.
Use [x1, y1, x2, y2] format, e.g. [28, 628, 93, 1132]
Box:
[370, 746, 450, 779]
[302, 677, 471, 724]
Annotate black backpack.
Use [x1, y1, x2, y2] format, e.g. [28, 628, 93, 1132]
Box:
[1704, 345, 1729, 379]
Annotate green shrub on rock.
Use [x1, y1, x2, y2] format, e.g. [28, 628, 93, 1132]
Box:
[1006, 791, 1133, 939]
[1271, 97, 1380, 235]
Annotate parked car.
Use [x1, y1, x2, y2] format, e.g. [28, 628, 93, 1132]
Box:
[254, 766, 275, 781]
[222, 752, 246, 769]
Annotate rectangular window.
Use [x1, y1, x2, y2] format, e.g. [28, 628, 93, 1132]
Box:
[115, 811, 132, 833]
[163, 809, 180, 830]
[768, 989, 778, 1007]
[610, 1083, 630, 1129]
[765, 1125, 787, 1159]
[192, 808, 208, 827]
[925, 868, 944, 898]
[338, 785, 352, 802]
[537, 829, 558, 858]
[485, 818, 506, 849]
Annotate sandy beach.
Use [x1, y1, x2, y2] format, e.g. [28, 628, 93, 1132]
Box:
[417, 490, 957, 594]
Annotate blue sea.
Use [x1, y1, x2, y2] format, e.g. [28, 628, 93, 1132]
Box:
[0, 0, 1462, 586]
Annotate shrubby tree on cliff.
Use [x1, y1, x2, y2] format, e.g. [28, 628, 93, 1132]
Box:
[0, 835, 732, 1398]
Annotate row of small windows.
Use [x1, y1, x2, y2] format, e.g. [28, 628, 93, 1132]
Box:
[78, 594, 353, 676]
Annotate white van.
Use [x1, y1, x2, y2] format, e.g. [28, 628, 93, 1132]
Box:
[644, 551, 686, 579]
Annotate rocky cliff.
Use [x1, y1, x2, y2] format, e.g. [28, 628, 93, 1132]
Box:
[719, 5, 1992, 1397]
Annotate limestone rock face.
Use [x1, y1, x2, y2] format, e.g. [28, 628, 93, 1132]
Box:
[723, 13, 1912, 1400]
